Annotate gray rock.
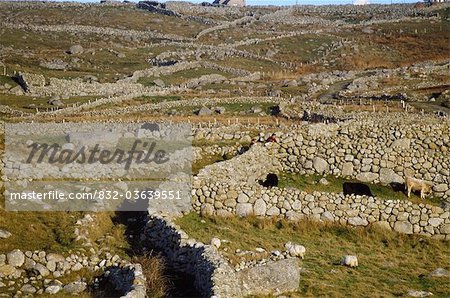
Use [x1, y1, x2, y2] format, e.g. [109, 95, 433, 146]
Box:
[236, 203, 253, 217]
[197, 106, 213, 116]
[393, 221, 413, 234]
[434, 184, 449, 192]
[48, 96, 64, 107]
[72, 263, 83, 271]
[348, 217, 368, 226]
[379, 168, 404, 185]
[9, 85, 24, 95]
[45, 285, 62, 294]
[313, 157, 329, 174]
[63, 282, 87, 294]
[237, 259, 300, 296]
[46, 260, 57, 272]
[319, 178, 329, 185]
[428, 218, 444, 227]
[33, 263, 50, 277]
[46, 253, 65, 263]
[20, 284, 36, 294]
[373, 221, 391, 231]
[68, 45, 84, 55]
[356, 172, 378, 183]
[428, 268, 449, 278]
[7, 250, 25, 267]
[153, 79, 165, 87]
[0, 230, 11, 239]
[266, 206, 280, 216]
[40, 60, 68, 70]
[254, 199, 267, 216]
[342, 162, 354, 177]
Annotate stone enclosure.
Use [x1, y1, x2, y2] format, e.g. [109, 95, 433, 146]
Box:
[192, 117, 450, 239]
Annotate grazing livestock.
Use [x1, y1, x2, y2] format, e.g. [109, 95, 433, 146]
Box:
[343, 182, 373, 197]
[262, 173, 278, 188]
[405, 176, 433, 199]
[285, 242, 306, 259]
[341, 255, 358, 268]
[141, 123, 160, 131]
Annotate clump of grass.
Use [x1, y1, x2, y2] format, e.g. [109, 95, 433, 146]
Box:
[177, 213, 450, 297]
[133, 253, 170, 298]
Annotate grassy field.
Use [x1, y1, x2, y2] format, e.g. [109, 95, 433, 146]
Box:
[177, 213, 450, 297]
[279, 173, 442, 206]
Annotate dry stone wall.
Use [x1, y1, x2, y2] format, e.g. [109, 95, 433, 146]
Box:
[192, 118, 450, 239]
[192, 181, 450, 239]
[272, 120, 450, 200]
[143, 215, 300, 297]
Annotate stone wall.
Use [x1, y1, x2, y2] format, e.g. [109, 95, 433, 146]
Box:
[143, 214, 300, 297]
[191, 119, 450, 239]
[192, 181, 450, 239]
[271, 120, 450, 200]
[0, 214, 146, 296]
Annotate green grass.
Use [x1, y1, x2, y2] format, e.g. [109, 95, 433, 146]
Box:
[279, 173, 441, 206]
[0, 75, 18, 87]
[192, 154, 227, 175]
[177, 213, 450, 297]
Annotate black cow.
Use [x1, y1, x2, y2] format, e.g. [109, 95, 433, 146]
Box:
[343, 182, 373, 197]
[262, 173, 279, 188]
[141, 123, 160, 131]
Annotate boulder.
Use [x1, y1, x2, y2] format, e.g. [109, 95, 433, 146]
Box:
[0, 229, 11, 239]
[33, 263, 50, 277]
[9, 85, 24, 95]
[253, 199, 267, 216]
[348, 217, 369, 226]
[393, 221, 413, 234]
[236, 203, 253, 217]
[68, 45, 84, 55]
[237, 259, 300, 296]
[0, 264, 16, 277]
[7, 249, 25, 267]
[428, 268, 449, 278]
[342, 162, 354, 177]
[45, 285, 62, 294]
[313, 157, 329, 174]
[64, 282, 87, 294]
[434, 184, 449, 192]
[20, 284, 36, 294]
[356, 172, 378, 183]
[197, 106, 213, 116]
[379, 168, 404, 185]
[153, 79, 165, 87]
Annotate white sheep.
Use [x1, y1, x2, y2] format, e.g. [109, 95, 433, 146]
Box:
[210, 237, 221, 249]
[285, 242, 306, 259]
[341, 255, 358, 268]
